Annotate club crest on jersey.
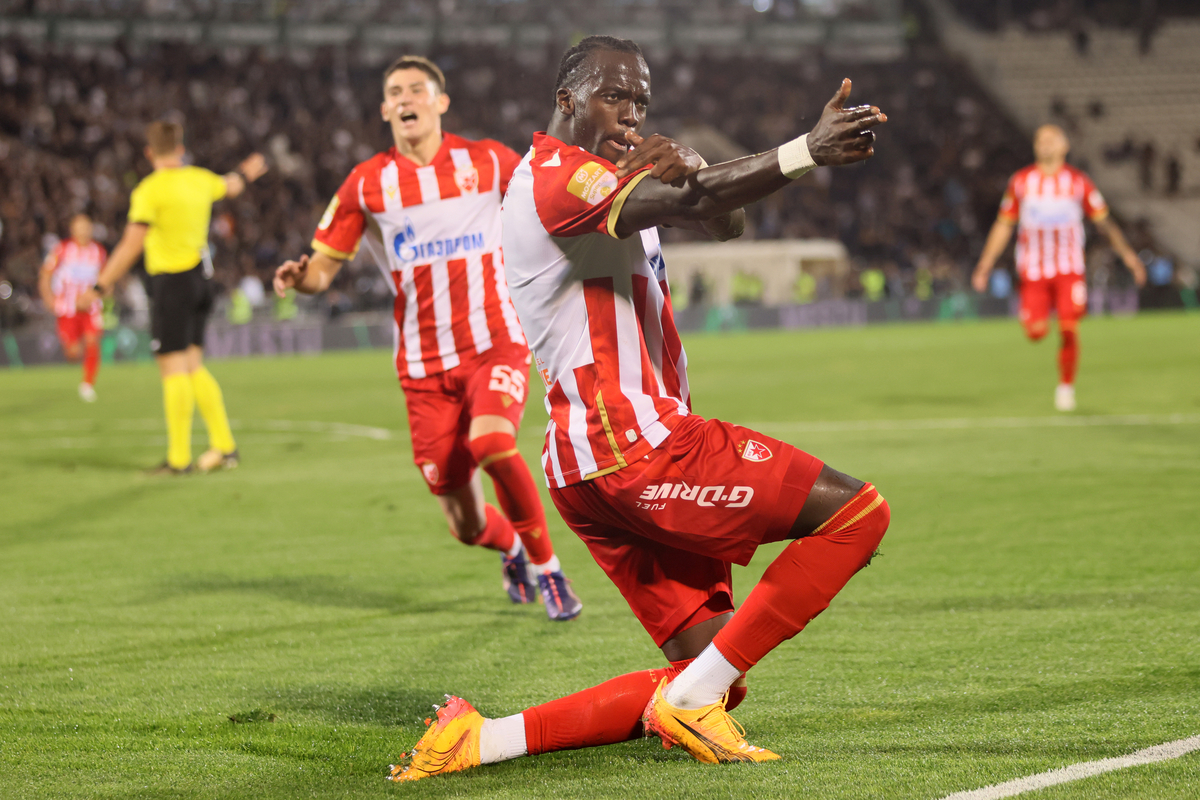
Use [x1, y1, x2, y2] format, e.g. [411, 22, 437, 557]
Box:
[739, 439, 773, 462]
[454, 166, 479, 194]
[420, 461, 439, 486]
[567, 161, 617, 206]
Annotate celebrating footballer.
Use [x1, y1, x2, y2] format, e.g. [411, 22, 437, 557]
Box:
[389, 35, 890, 780]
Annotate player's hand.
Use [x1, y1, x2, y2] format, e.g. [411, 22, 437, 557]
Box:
[971, 265, 990, 293]
[805, 79, 887, 167]
[615, 131, 705, 183]
[76, 288, 100, 309]
[239, 153, 268, 182]
[274, 255, 308, 297]
[1123, 251, 1147, 286]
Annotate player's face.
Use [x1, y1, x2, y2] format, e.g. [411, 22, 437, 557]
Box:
[69, 216, 93, 244]
[381, 68, 451, 145]
[1034, 126, 1069, 163]
[571, 51, 651, 164]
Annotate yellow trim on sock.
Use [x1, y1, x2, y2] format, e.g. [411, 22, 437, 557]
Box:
[811, 483, 879, 536]
[477, 447, 520, 470]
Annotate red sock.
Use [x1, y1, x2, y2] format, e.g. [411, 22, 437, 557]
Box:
[82, 341, 99, 385]
[523, 659, 693, 754]
[1058, 329, 1078, 385]
[469, 432, 555, 564]
[467, 504, 516, 553]
[712, 485, 890, 672]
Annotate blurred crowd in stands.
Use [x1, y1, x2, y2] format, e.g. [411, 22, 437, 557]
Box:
[947, 0, 1196, 35]
[0, 28, 1175, 328]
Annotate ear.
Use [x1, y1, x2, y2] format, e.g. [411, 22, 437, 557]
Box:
[144, 146, 155, 162]
[437, 92, 451, 114]
[380, 99, 388, 123]
[556, 87, 574, 117]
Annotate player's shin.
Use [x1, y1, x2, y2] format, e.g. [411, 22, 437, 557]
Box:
[469, 432, 555, 565]
[82, 340, 99, 386]
[162, 373, 195, 468]
[466, 503, 518, 553]
[191, 366, 236, 454]
[681, 484, 890, 703]
[1059, 329, 1079, 385]
[520, 661, 692, 755]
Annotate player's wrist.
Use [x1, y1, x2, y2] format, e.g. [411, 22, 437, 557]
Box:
[777, 134, 816, 180]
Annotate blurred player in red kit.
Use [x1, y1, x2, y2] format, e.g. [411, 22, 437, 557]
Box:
[388, 36, 889, 779]
[39, 213, 106, 402]
[274, 56, 581, 621]
[973, 124, 1146, 411]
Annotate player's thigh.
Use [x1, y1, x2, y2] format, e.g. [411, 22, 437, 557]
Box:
[1057, 276, 1087, 329]
[551, 490, 734, 649]
[1019, 280, 1051, 339]
[56, 316, 82, 355]
[464, 345, 532, 432]
[149, 271, 196, 356]
[189, 272, 215, 350]
[585, 415, 825, 567]
[401, 378, 473, 494]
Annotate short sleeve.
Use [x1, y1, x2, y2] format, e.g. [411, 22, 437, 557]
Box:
[311, 169, 367, 260]
[1081, 174, 1108, 220]
[486, 140, 523, 196]
[997, 173, 1020, 223]
[208, 169, 228, 202]
[127, 181, 155, 226]
[531, 149, 651, 239]
[42, 242, 64, 272]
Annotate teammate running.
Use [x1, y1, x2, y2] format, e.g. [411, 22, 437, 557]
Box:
[272, 56, 582, 621]
[972, 124, 1146, 411]
[78, 120, 266, 474]
[39, 213, 106, 402]
[388, 36, 889, 779]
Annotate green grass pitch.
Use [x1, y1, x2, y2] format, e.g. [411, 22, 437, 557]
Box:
[1, 313, 1197, 799]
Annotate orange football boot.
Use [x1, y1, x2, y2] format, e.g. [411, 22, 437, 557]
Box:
[387, 695, 484, 782]
[642, 678, 779, 764]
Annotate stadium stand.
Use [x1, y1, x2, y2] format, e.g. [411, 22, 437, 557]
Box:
[0, 0, 1167, 331]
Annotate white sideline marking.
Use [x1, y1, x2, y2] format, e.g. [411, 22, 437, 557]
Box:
[940, 735, 1200, 800]
[748, 413, 1200, 435]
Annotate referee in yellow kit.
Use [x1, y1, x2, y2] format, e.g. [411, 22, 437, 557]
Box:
[81, 120, 267, 474]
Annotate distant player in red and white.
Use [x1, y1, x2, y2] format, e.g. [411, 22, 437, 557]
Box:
[389, 37, 890, 780]
[39, 213, 106, 402]
[973, 124, 1146, 411]
[274, 55, 581, 621]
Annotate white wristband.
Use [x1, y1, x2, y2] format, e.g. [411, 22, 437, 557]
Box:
[778, 133, 816, 180]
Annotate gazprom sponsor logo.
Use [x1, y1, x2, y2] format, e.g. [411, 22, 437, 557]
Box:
[392, 216, 486, 263]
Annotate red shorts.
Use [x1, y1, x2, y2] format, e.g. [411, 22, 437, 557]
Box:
[1020, 275, 1087, 336]
[56, 312, 101, 346]
[400, 344, 532, 495]
[550, 414, 824, 647]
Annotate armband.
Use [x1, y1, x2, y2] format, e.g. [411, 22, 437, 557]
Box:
[778, 134, 816, 180]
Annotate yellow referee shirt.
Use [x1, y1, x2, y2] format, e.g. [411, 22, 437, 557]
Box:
[127, 166, 227, 275]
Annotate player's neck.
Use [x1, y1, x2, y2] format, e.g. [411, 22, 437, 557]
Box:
[1036, 159, 1065, 175]
[151, 155, 185, 170]
[72, 238, 91, 247]
[393, 128, 444, 167]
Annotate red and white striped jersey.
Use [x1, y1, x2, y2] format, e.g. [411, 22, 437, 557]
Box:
[312, 132, 526, 379]
[44, 240, 106, 317]
[999, 164, 1108, 282]
[502, 132, 691, 489]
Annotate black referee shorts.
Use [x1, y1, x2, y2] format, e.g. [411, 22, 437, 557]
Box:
[149, 266, 213, 355]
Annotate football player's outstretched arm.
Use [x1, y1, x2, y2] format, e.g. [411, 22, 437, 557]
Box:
[612, 79, 885, 239]
[972, 218, 1016, 292]
[1094, 216, 1147, 286]
[273, 251, 345, 297]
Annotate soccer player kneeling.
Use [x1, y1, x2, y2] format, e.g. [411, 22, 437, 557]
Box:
[388, 36, 890, 779]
